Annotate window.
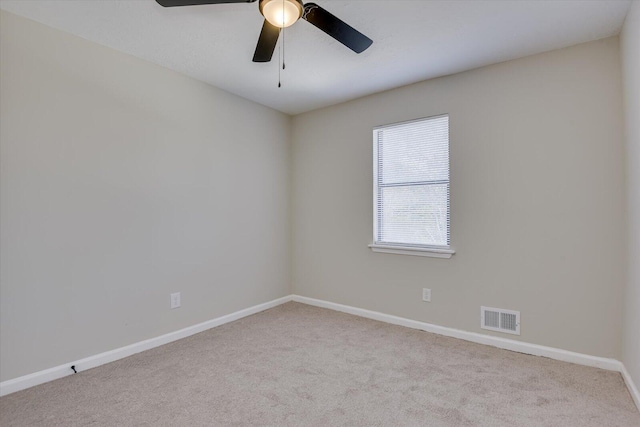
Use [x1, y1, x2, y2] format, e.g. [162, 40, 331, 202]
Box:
[370, 114, 454, 258]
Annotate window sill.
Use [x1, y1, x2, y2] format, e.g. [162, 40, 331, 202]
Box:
[368, 244, 455, 258]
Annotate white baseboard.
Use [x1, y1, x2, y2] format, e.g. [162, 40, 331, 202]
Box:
[0, 295, 293, 397]
[292, 295, 640, 411]
[3, 293, 638, 413]
[291, 295, 624, 371]
[621, 363, 640, 411]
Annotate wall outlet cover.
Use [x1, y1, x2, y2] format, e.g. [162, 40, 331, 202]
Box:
[422, 288, 431, 302]
[170, 292, 181, 309]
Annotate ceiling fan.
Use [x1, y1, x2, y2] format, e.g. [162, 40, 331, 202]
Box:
[156, 0, 373, 63]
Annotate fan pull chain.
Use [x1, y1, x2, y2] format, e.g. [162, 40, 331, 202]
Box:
[277, 0, 285, 88]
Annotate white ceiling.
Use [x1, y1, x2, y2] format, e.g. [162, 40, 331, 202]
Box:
[0, 0, 632, 115]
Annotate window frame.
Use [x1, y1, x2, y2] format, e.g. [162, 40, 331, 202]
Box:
[369, 114, 455, 258]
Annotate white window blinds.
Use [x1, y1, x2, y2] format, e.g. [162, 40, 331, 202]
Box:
[373, 115, 450, 248]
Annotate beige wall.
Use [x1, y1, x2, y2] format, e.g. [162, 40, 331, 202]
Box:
[0, 11, 291, 382]
[621, 0, 640, 391]
[292, 37, 626, 359]
[1, 6, 633, 384]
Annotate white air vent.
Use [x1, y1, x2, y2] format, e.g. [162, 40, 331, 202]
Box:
[481, 306, 520, 335]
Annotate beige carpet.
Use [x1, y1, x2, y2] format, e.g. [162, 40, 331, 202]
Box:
[1, 302, 638, 426]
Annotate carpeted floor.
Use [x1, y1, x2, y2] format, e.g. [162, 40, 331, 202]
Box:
[1, 302, 638, 426]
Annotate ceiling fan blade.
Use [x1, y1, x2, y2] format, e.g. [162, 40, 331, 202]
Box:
[253, 20, 281, 63]
[156, 0, 256, 7]
[302, 3, 372, 54]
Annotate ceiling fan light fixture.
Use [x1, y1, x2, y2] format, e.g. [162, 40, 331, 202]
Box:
[259, 0, 303, 28]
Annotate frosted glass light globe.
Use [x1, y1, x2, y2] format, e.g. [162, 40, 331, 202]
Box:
[260, 0, 303, 28]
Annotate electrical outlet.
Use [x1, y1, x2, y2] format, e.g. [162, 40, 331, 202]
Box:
[170, 292, 181, 309]
[422, 288, 431, 302]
